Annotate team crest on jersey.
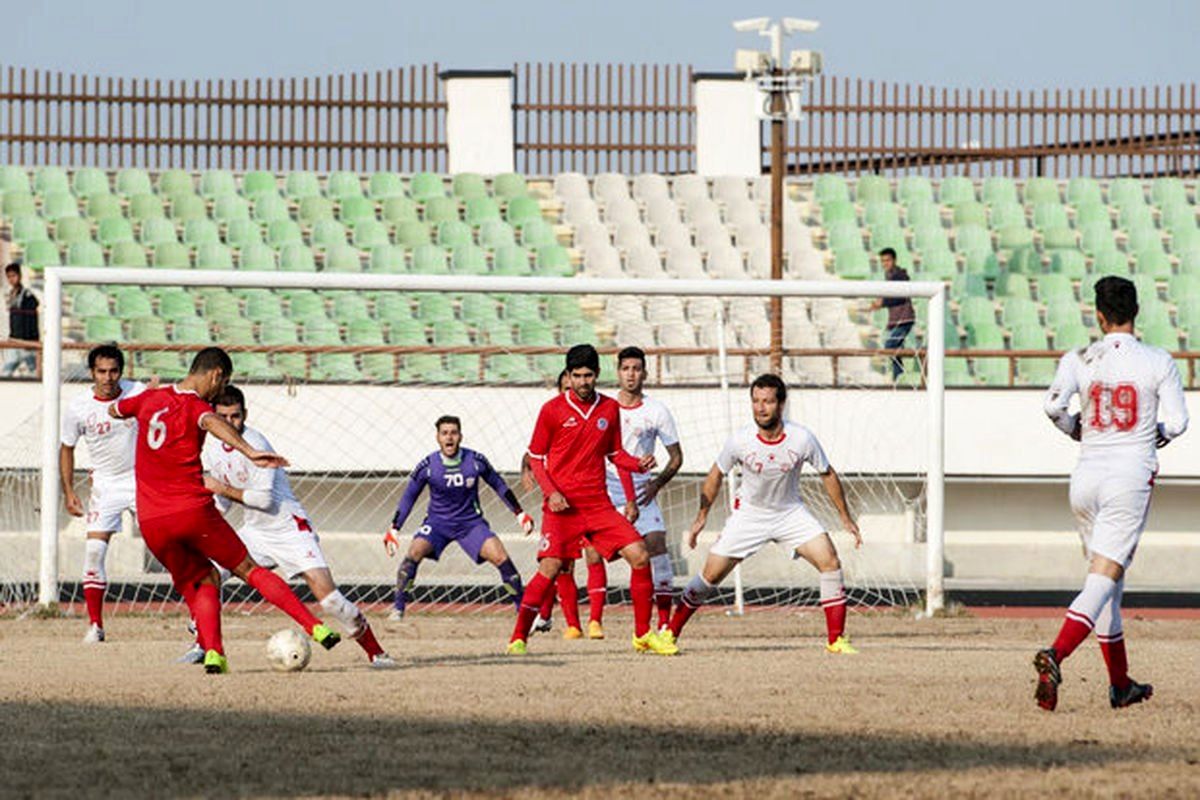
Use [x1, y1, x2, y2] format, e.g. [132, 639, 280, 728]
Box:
[597, 418, 609, 430]
[466, 476, 476, 488]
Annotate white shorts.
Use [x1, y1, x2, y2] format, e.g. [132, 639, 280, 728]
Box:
[606, 482, 666, 536]
[238, 521, 328, 580]
[1069, 464, 1154, 569]
[710, 503, 826, 560]
[85, 476, 137, 534]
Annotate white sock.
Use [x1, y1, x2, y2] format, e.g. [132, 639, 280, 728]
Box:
[320, 590, 366, 639]
[819, 568, 845, 605]
[681, 574, 716, 608]
[83, 539, 108, 587]
[1093, 577, 1124, 642]
[650, 553, 674, 595]
[1066, 573, 1117, 630]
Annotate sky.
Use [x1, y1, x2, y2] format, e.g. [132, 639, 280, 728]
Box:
[4, 0, 1199, 90]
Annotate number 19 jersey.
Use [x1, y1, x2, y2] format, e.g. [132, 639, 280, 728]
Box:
[1044, 332, 1188, 472]
[115, 385, 216, 521]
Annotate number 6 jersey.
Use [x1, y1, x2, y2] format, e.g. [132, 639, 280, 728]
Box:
[1044, 332, 1188, 472]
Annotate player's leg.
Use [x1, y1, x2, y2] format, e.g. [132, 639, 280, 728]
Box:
[510, 555, 564, 650]
[592, 506, 669, 651]
[534, 568, 557, 631]
[793, 532, 854, 652]
[302, 567, 395, 668]
[644, 529, 673, 632]
[556, 559, 583, 637]
[392, 536, 436, 620]
[584, 545, 607, 635]
[470, 526, 525, 612]
[668, 553, 740, 639]
[81, 530, 114, 642]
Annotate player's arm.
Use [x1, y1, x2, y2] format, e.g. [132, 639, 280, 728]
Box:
[204, 460, 276, 513]
[639, 442, 682, 505]
[479, 455, 535, 535]
[1156, 357, 1189, 447]
[688, 463, 724, 549]
[384, 465, 428, 556]
[527, 404, 569, 511]
[108, 390, 145, 420]
[58, 444, 84, 517]
[819, 466, 862, 549]
[1043, 352, 1082, 440]
[200, 413, 288, 469]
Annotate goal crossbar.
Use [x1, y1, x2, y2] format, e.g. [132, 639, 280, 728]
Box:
[37, 267, 947, 614]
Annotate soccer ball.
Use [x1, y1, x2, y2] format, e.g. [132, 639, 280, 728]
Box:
[265, 628, 312, 672]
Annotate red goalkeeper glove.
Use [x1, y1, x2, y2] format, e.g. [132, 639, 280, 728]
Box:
[383, 527, 402, 557]
[515, 511, 534, 535]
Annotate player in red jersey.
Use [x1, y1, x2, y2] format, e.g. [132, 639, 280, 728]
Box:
[109, 347, 341, 674]
[508, 344, 678, 656]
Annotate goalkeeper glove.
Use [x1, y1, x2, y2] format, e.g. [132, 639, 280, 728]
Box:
[383, 527, 401, 557]
[515, 511, 534, 535]
[1156, 422, 1171, 449]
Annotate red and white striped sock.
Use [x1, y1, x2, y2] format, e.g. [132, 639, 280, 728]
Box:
[82, 538, 108, 628]
[1097, 634, 1130, 690]
[1052, 573, 1116, 661]
[819, 569, 847, 644]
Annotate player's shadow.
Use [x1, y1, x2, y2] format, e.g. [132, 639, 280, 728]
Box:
[0, 700, 1168, 797]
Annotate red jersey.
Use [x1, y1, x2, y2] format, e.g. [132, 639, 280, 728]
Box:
[528, 390, 628, 508]
[115, 385, 215, 521]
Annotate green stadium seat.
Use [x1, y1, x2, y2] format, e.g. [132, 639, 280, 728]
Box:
[459, 294, 498, 325]
[1108, 178, 1145, 208]
[1, 191, 36, 218]
[327, 294, 368, 323]
[268, 220, 303, 247]
[214, 315, 255, 344]
[129, 193, 166, 222]
[917, 249, 957, 280]
[436, 220, 472, 248]
[1033, 203, 1069, 231]
[958, 297, 996, 330]
[465, 197, 501, 226]
[369, 172, 406, 200]
[855, 175, 891, 204]
[981, 177, 1018, 206]
[954, 224, 990, 254]
[423, 196, 459, 224]
[97, 217, 134, 246]
[546, 296, 584, 323]
[115, 290, 153, 318]
[520, 219, 558, 248]
[814, 174, 849, 204]
[493, 173, 529, 200]
[897, 175, 933, 205]
[1170, 227, 1200, 254]
[322, 244, 363, 273]
[1080, 223, 1116, 257]
[535, 244, 573, 276]
[279, 243, 316, 272]
[996, 225, 1034, 251]
[285, 172, 321, 201]
[1023, 177, 1060, 205]
[452, 173, 487, 200]
[368, 245, 406, 274]
[486, 352, 528, 381]
[953, 202, 987, 229]
[1120, 205, 1154, 233]
[339, 195, 377, 227]
[1092, 250, 1130, 277]
[244, 291, 285, 322]
[452, 243, 489, 275]
[1133, 249, 1172, 278]
[140, 347, 183, 378]
[1067, 177, 1102, 207]
[253, 193, 290, 224]
[281, 290, 324, 323]
[156, 169, 193, 197]
[195, 243, 233, 270]
[988, 202, 1025, 230]
[53, 217, 92, 246]
[171, 316, 212, 345]
[200, 170, 237, 200]
[41, 191, 79, 221]
[1150, 177, 1187, 208]
[938, 176, 975, 206]
[904, 200, 941, 229]
[302, 317, 342, 346]
[834, 250, 871, 279]
[506, 196, 544, 226]
[416, 293, 455, 322]
[201, 290, 240, 320]
[517, 319, 556, 346]
[311, 219, 348, 249]
[481, 319, 515, 346]
[382, 196, 418, 224]
[157, 289, 197, 322]
[109, 241, 147, 267]
[86, 194, 124, 221]
[183, 219, 220, 246]
[167, 193, 207, 223]
[820, 200, 856, 226]
[395, 220, 432, 247]
[72, 288, 110, 318]
[225, 218, 263, 249]
[864, 202, 900, 229]
[1001, 297, 1040, 328]
[411, 243, 449, 274]
[1141, 323, 1178, 351]
[478, 220, 515, 249]
[1053, 323, 1090, 350]
[353, 219, 390, 248]
[1049, 250, 1086, 277]
[152, 242, 191, 269]
[34, 167, 70, 195]
[1045, 297, 1082, 330]
[11, 215, 50, 244]
[242, 171, 277, 198]
[327, 171, 364, 201]
[387, 319, 427, 346]
[346, 317, 384, 344]
[311, 353, 363, 383]
[1007, 247, 1042, 274]
[21, 240, 61, 270]
[1178, 249, 1200, 276]
[962, 249, 999, 277]
[995, 272, 1031, 299]
[361, 350, 397, 381]
[432, 320, 471, 346]
[913, 224, 950, 254]
[1036, 273, 1073, 301]
[410, 172, 446, 202]
[1125, 226, 1161, 255]
[504, 295, 543, 324]
[0, 166, 30, 195]
[1130, 274, 1158, 304]
[69, 168, 108, 198]
[299, 196, 335, 225]
[1041, 227, 1078, 251]
[1139, 302, 1172, 332]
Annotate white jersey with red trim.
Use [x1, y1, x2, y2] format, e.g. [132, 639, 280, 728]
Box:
[1044, 332, 1188, 473]
[716, 421, 831, 513]
[605, 394, 679, 490]
[201, 425, 311, 533]
[60, 379, 146, 481]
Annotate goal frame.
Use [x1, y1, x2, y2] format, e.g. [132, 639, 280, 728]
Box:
[37, 267, 947, 614]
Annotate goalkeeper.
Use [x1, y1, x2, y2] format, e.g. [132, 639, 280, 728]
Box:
[384, 415, 534, 619]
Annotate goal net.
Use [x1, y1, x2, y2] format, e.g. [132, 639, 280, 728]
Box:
[3, 269, 945, 617]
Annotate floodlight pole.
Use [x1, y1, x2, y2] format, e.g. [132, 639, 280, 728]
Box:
[769, 66, 785, 375]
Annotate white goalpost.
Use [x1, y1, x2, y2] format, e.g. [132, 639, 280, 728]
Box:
[30, 267, 946, 616]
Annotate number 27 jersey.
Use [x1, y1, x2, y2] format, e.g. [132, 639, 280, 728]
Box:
[1044, 332, 1188, 472]
[115, 385, 216, 521]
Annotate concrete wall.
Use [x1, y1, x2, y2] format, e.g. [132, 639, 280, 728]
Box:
[442, 72, 514, 175]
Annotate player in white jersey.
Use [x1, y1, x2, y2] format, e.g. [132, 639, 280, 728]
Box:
[194, 385, 396, 669]
[583, 346, 683, 639]
[665, 374, 862, 653]
[1034, 276, 1187, 711]
[59, 345, 146, 643]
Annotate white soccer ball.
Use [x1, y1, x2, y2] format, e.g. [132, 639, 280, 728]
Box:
[265, 628, 312, 672]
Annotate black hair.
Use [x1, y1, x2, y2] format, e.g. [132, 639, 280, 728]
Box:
[617, 345, 646, 367]
[750, 373, 788, 404]
[87, 344, 124, 372]
[435, 414, 462, 431]
[565, 343, 600, 374]
[214, 385, 246, 409]
[189, 346, 233, 377]
[879, 247, 897, 260]
[1094, 276, 1138, 326]
[5, 262, 20, 277]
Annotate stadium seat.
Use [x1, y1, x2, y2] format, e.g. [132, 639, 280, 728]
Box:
[156, 169, 194, 198]
[382, 196, 419, 224]
[285, 172, 321, 201]
[451, 173, 487, 200]
[1067, 177, 1102, 207]
[478, 220, 516, 249]
[327, 171, 364, 200]
[0, 166, 30, 195]
[226, 218, 263, 248]
[339, 195, 377, 227]
[115, 290, 154, 319]
[322, 244, 363, 273]
[245, 291, 285, 322]
[311, 219, 349, 249]
[410, 172, 446, 202]
[33, 166, 69, 196]
[898, 175, 933, 204]
[416, 293, 455, 322]
[369, 245, 407, 274]
[369, 172, 406, 200]
[285, 291, 326, 323]
[299, 196, 336, 226]
[395, 220, 431, 247]
[410, 244, 448, 274]
[451, 244, 488, 275]
[331, 293, 370, 323]
[183, 219, 220, 246]
[351, 219, 389, 249]
[21, 240, 61, 270]
[465, 197, 501, 226]
[1023, 177, 1060, 205]
[200, 170, 238, 200]
[86, 195, 125, 222]
[109, 241, 148, 267]
[242, 170, 277, 198]
[938, 176, 975, 206]
[493, 173, 529, 200]
[424, 196, 460, 224]
[195, 243, 233, 270]
[169, 193, 208, 223]
[1, 191, 37, 218]
[279, 243, 316, 272]
[171, 316, 212, 345]
[52, 217, 92, 247]
[157, 289, 197, 322]
[253, 193, 291, 224]
[41, 191, 79, 222]
[268, 220, 304, 247]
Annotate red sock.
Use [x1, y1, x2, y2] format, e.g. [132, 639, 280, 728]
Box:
[1051, 613, 1094, 661]
[83, 585, 105, 627]
[1098, 636, 1130, 690]
[538, 586, 556, 620]
[513, 572, 552, 643]
[587, 561, 607, 624]
[557, 573, 581, 630]
[354, 623, 385, 660]
[630, 565, 653, 637]
[655, 593, 673, 630]
[245, 567, 321, 634]
[821, 597, 847, 644]
[181, 581, 223, 655]
[669, 601, 698, 638]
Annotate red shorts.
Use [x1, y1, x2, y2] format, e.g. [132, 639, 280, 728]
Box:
[140, 502, 249, 590]
[538, 504, 641, 562]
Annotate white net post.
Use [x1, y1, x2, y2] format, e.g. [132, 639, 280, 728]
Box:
[924, 284, 947, 615]
[38, 269, 63, 607]
[714, 304, 744, 616]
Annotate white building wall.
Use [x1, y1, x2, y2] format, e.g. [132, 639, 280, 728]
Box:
[442, 72, 514, 175]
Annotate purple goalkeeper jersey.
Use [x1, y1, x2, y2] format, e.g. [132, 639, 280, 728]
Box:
[391, 447, 519, 530]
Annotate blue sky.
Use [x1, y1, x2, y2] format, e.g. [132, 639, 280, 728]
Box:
[5, 0, 1197, 90]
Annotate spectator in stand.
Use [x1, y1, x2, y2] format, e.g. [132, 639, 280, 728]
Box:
[869, 248, 914, 380]
[2, 263, 40, 377]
